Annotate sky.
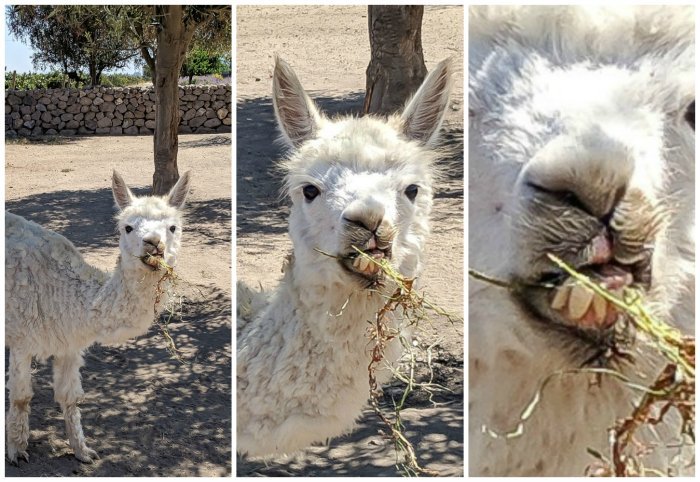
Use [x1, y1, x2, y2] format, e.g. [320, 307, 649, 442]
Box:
[5, 29, 41, 73]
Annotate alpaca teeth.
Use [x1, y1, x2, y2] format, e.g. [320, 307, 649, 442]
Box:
[591, 294, 607, 325]
[568, 284, 594, 320]
[358, 256, 369, 272]
[352, 256, 362, 269]
[550, 285, 570, 310]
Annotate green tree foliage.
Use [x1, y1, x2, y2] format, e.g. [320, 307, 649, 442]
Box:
[6, 5, 139, 86]
[181, 49, 226, 84]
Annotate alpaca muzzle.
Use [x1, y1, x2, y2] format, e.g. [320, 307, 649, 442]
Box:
[339, 226, 394, 286]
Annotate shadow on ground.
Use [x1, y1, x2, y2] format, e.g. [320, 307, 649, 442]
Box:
[6, 189, 231, 251]
[5, 188, 232, 477]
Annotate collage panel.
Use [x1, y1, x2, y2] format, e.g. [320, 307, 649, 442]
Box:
[468, 5, 695, 477]
[4, 3, 696, 479]
[236, 4, 464, 477]
[5, 5, 232, 477]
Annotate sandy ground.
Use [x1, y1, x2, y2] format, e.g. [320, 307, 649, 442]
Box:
[4, 134, 232, 476]
[236, 5, 464, 476]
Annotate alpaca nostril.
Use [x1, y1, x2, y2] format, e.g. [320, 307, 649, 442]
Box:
[143, 235, 162, 250]
[342, 215, 382, 233]
[599, 186, 627, 226]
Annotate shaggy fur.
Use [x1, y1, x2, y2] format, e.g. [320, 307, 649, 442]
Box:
[5, 171, 191, 464]
[469, 6, 694, 476]
[237, 57, 454, 457]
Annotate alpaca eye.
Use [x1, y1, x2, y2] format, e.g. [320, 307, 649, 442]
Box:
[685, 100, 694, 130]
[169, 226, 177, 233]
[404, 184, 419, 202]
[125, 225, 133, 234]
[302, 185, 320, 201]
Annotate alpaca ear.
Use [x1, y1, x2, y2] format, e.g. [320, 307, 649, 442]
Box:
[272, 56, 323, 148]
[167, 171, 191, 209]
[400, 58, 455, 146]
[112, 171, 135, 210]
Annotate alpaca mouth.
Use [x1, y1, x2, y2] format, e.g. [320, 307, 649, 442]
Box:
[340, 245, 392, 284]
[140, 252, 164, 271]
[519, 256, 652, 343]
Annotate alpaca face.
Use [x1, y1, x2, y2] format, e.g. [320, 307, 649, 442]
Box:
[272, 57, 454, 287]
[470, 47, 694, 349]
[111, 171, 191, 272]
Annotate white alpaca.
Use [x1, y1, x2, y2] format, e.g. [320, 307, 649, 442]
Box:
[469, 6, 694, 476]
[5, 171, 191, 464]
[237, 57, 454, 456]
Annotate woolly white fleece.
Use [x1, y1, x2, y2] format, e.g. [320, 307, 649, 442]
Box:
[5, 171, 190, 464]
[237, 57, 454, 457]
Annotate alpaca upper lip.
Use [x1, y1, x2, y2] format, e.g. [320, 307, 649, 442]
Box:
[535, 255, 652, 291]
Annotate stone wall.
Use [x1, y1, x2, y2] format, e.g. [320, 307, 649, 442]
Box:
[5, 85, 231, 137]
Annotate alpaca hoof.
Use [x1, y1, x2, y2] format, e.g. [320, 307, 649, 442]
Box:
[7, 439, 30, 466]
[7, 449, 29, 465]
[75, 446, 99, 464]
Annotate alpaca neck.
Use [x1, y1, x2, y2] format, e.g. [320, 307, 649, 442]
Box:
[284, 257, 395, 351]
[89, 258, 170, 346]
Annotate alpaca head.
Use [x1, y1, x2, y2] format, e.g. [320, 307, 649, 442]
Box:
[112, 171, 191, 273]
[272, 57, 454, 290]
[469, 8, 694, 353]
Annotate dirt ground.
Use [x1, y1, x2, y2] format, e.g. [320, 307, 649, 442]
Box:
[236, 5, 464, 477]
[4, 134, 232, 476]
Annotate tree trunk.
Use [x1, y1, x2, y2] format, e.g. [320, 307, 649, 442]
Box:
[152, 5, 195, 195]
[363, 5, 427, 116]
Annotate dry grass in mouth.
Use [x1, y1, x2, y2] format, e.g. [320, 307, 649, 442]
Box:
[316, 246, 460, 476]
[143, 253, 189, 364]
[469, 254, 695, 476]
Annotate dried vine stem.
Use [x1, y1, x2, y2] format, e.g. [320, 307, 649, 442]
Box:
[144, 254, 189, 364]
[316, 247, 460, 476]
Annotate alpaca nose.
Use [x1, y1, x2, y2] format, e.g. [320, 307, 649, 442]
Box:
[342, 198, 385, 232]
[529, 128, 634, 221]
[143, 234, 165, 254]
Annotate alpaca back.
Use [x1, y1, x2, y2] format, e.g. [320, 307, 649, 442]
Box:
[5, 212, 108, 358]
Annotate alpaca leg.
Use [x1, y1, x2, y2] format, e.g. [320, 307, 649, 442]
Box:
[53, 353, 98, 463]
[6, 350, 33, 464]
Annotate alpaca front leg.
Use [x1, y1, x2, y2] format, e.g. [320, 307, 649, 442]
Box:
[53, 354, 99, 463]
[7, 350, 33, 464]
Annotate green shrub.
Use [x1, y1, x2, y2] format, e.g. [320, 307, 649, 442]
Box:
[5, 71, 68, 90]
